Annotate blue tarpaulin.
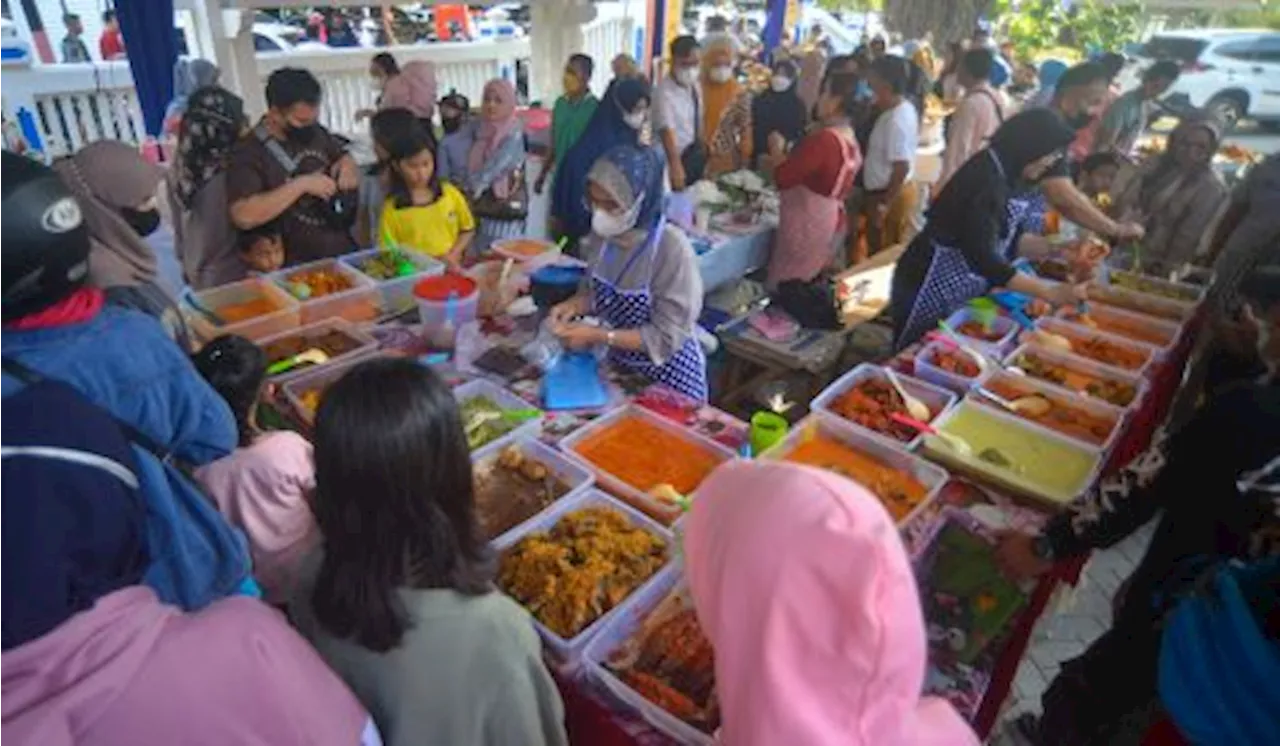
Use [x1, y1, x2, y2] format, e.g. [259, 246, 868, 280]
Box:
[116, 0, 178, 137]
[762, 0, 787, 55]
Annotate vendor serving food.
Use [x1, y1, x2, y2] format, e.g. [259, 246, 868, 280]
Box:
[548, 145, 707, 401]
[890, 109, 1096, 350]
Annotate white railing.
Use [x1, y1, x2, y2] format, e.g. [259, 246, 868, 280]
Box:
[1, 61, 147, 158]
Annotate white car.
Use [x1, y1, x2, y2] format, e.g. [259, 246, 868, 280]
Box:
[1124, 29, 1280, 128]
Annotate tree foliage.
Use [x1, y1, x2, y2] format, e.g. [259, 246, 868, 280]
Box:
[997, 0, 1143, 58]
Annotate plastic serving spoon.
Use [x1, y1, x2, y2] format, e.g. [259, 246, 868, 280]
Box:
[936, 321, 997, 374]
[266, 348, 330, 376]
[976, 387, 1052, 417]
[890, 412, 974, 458]
[882, 367, 931, 422]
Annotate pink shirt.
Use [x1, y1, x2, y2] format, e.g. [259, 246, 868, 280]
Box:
[938, 83, 1005, 190]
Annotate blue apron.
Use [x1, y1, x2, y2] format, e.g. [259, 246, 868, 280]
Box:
[590, 220, 709, 402]
[895, 151, 1031, 349]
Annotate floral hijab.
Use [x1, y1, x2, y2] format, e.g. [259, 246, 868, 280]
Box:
[175, 86, 246, 208]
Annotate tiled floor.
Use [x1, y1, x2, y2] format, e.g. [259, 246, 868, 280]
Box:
[989, 521, 1156, 744]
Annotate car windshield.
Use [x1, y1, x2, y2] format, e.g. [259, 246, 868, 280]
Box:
[1140, 36, 1207, 63]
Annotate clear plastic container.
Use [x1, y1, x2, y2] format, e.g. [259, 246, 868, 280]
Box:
[559, 404, 738, 526]
[920, 401, 1104, 508]
[269, 259, 382, 326]
[256, 317, 379, 386]
[341, 248, 444, 316]
[1087, 281, 1195, 322]
[452, 378, 543, 452]
[1108, 270, 1205, 305]
[413, 274, 480, 331]
[582, 566, 716, 746]
[810, 363, 959, 451]
[1004, 342, 1149, 411]
[490, 236, 559, 265]
[761, 414, 949, 528]
[973, 370, 1127, 456]
[1035, 317, 1159, 376]
[281, 351, 388, 424]
[914, 340, 988, 396]
[184, 277, 301, 343]
[1055, 303, 1183, 356]
[494, 489, 675, 666]
[944, 307, 1018, 357]
[471, 435, 595, 545]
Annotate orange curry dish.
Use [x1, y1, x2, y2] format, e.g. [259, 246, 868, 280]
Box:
[783, 433, 929, 521]
[984, 379, 1118, 446]
[1055, 328, 1151, 370]
[217, 296, 279, 323]
[828, 378, 935, 443]
[572, 415, 726, 496]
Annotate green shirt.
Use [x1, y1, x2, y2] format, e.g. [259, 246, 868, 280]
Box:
[551, 93, 598, 166]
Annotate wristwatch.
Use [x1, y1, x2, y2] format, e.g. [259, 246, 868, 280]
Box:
[605, 330, 616, 347]
[1032, 534, 1057, 562]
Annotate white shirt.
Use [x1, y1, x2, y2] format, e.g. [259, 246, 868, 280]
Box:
[863, 99, 919, 191]
[653, 75, 701, 153]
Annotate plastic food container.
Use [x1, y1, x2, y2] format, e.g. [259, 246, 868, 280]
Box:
[1055, 302, 1183, 356]
[452, 378, 543, 452]
[761, 414, 949, 528]
[1088, 281, 1195, 321]
[1005, 342, 1149, 411]
[944, 307, 1019, 356]
[471, 435, 595, 545]
[1035, 317, 1159, 376]
[530, 263, 587, 312]
[281, 352, 388, 424]
[920, 401, 1104, 508]
[491, 237, 559, 264]
[559, 404, 738, 526]
[341, 248, 444, 316]
[495, 489, 674, 666]
[973, 370, 1127, 456]
[413, 274, 480, 330]
[811, 363, 959, 451]
[257, 317, 380, 385]
[914, 340, 989, 396]
[184, 277, 301, 342]
[269, 259, 381, 326]
[1109, 270, 1205, 305]
[582, 567, 716, 746]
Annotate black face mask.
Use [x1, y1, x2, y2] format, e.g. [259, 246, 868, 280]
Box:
[1064, 109, 1092, 131]
[120, 207, 161, 237]
[441, 116, 463, 135]
[285, 123, 319, 145]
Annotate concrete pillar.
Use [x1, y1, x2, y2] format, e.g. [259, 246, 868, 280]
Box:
[528, 0, 596, 105]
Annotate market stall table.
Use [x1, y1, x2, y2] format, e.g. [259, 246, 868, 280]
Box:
[692, 220, 774, 296]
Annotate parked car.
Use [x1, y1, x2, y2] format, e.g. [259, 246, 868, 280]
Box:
[1121, 28, 1280, 129]
[252, 22, 304, 53]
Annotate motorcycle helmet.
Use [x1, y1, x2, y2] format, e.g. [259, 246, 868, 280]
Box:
[2, 152, 90, 322]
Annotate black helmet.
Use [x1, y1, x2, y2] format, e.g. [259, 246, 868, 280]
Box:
[2, 152, 90, 322]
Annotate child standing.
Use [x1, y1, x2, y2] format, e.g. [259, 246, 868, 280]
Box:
[380, 128, 475, 270]
[192, 335, 318, 605]
[357, 107, 424, 247]
[238, 223, 285, 274]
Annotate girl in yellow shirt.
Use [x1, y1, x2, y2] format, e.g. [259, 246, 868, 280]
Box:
[381, 129, 475, 270]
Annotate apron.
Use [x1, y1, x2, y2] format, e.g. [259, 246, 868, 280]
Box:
[895, 151, 1029, 349]
[767, 131, 858, 289]
[591, 220, 709, 402]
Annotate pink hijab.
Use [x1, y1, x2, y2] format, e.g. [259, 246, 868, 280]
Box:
[685, 461, 979, 746]
[380, 60, 438, 120]
[2, 587, 368, 746]
[467, 78, 520, 198]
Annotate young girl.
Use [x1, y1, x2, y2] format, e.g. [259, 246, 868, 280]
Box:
[356, 107, 422, 247]
[289, 359, 567, 746]
[192, 335, 318, 605]
[380, 128, 476, 271]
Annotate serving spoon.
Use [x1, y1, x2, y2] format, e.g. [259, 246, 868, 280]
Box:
[882, 367, 931, 422]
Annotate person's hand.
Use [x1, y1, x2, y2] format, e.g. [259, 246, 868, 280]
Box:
[444, 252, 464, 274]
[1112, 221, 1146, 242]
[670, 159, 687, 191]
[552, 322, 603, 350]
[1063, 238, 1110, 266]
[295, 173, 338, 200]
[334, 159, 360, 191]
[1047, 281, 1089, 307]
[995, 530, 1053, 581]
[547, 297, 582, 327]
[767, 131, 787, 156]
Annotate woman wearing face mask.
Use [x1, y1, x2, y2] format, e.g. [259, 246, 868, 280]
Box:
[699, 34, 741, 153]
[550, 77, 651, 255]
[53, 140, 190, 347]
[547, 145, 708, 401]
[534, 54, 598, 196]
[889, 109, 1091, 351]
[750, 59, 808, 169]
[354, 52, 399, 121]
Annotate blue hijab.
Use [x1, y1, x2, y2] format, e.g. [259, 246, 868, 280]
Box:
[552, 77, 651, 238]
[1159, 557, 1280, 745]
[592, 142, 667, 234]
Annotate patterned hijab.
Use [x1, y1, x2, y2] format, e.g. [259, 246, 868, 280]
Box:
[586, 144, 666, 234]
[168, 58, 220, 119]
[176, 86, 246, 207]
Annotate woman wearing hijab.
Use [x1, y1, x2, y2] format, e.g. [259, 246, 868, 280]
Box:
[379, 59, 438, 126]
[438, 78, 526, 254]
[1, 382, 378, 746]
[52, 140, 187, 344]
[797, 46, 829, 114]
[163, 57, 220, 135]
[550, 77, 651, 253]
[167, 86, 250, 290]
[750, 59, 808, 166]
[699, 34, 741, 152]
[760, 73, 860, 290]
[1111, 112, 1229, 277]
[547, 145, 708, 401]
[684, 460, 981, 746]
[889, 109, 1091, 350]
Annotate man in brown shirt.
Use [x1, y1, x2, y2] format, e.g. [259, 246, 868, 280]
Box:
[228, 68, 360, 265]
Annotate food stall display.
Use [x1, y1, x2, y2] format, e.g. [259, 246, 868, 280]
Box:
[258, 318, 378, 381]
[1058, 304, 1180, 350]
[1034, 318, 1156, 374]
[472, 439, 592, 541]
[978, 372, 1125, 451]
[812, 364, 957, 449]
[184, 277, 301, 342]
[1005, 345, 1146, 409]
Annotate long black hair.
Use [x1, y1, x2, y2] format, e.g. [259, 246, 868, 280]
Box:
[191, 334, 265, 447]
[310, 358, 492, 652]
[386, 126, 443, 210]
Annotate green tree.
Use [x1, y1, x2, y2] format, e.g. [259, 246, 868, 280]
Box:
[998, 0, 1143, 58]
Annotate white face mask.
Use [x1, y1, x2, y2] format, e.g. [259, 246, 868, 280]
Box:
[770, 75, 791, 92]
[623, 110, 646, 130]
[674, 67, 695, 87]
[709, 65, 733, 84]
[592, 200, 642, 237]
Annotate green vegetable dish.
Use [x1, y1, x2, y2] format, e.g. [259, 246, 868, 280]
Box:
[460, 396, 525, 450]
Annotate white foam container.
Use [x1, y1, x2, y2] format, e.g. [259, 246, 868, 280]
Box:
[471, 435, 595, 544]
[495, 489, 674, 666]
[558, 404, 737, 526]
[581, 566, 716, 746]
[1035, 317, 1160, 377]
[453, 378, 543, 452]
[810, 363, 959, 451]
[973, 370, 1128, 457]
[760, 414, 949, 528]
[256, 316, 380, 386]
[1005, 342, 1149, 412]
